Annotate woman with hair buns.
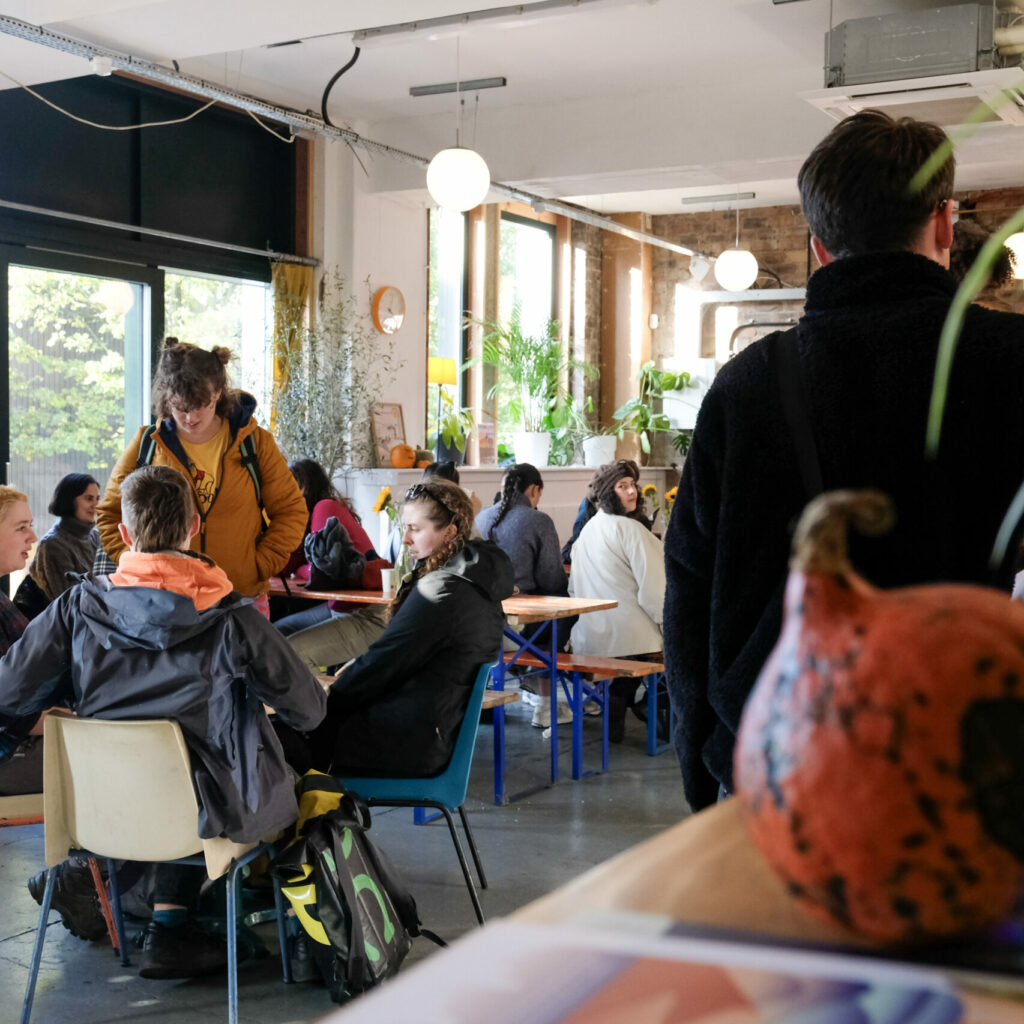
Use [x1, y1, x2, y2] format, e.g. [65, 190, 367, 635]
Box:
[569, 460, 664, 743]
[96, 339, 307, 615]
[278, 477, 514, 778]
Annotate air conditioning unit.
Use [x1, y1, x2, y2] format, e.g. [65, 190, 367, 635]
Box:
[803, 3, 1024, 128]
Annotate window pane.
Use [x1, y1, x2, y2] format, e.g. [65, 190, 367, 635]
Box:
[8, 265, 147, 541]
[164, 269, 272, 420]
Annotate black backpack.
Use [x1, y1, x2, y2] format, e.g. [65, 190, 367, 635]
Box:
[273, 775, 443, 1003]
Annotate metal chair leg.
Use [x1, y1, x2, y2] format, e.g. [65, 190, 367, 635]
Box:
[272, 875, 292, 984]
[104, 857, 130, 967]
[456, 804, 487, 889]
[438, 806, 485, 925]
[226, 861, 241, 1024]
[20, 867, 55, 1024]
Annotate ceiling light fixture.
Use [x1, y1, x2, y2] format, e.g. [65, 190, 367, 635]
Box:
[680, 191, 755, 206]
[426, 37, 491, 212]
[714, 206, 759, 291]
[410, 76, 506, 97]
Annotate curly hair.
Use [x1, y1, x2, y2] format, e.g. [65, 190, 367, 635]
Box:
[390, 478, 473, 615]
[151, 338, 241, 420]
[486, 463, 542, 540]
[0, 485, 28, 526]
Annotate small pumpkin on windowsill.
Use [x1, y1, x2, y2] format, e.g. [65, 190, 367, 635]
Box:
[735, 490, 1024, 944]
[389, 444, 416, 469]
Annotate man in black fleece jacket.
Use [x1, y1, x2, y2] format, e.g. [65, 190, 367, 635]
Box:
[664, 109, 1024, 811]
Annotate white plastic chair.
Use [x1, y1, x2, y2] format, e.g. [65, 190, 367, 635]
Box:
[22, 712, 290, 1024]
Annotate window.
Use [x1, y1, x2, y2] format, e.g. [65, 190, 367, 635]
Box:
[164, 270, 274, 418]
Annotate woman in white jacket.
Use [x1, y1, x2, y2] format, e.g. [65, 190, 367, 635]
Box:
[569, 460, 664, 742]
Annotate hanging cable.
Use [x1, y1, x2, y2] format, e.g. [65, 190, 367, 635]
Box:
[320, 45, 361, 128]
[0, 67, 217, 130]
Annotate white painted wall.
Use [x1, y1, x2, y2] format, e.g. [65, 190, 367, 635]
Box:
[315, 135, 430, 455]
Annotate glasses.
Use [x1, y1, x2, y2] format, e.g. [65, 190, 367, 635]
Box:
[404, 483, 457, 526]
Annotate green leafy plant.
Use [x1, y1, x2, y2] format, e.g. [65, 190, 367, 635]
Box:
[430, 388, 475, 453]
[612, 361, 691, 458]
[468, 304, 598, 436]
[672, 429, 693, 458]
[544, 393, 596, 466]
[273, 271, 400, 476]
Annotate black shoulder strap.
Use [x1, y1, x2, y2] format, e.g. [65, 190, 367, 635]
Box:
[136, 424, 159, 468]
[767, 330, 823, 502]
[238, 434, 270, 530]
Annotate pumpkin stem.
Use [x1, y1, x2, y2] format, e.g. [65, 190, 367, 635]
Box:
[791, 490, 895, 574]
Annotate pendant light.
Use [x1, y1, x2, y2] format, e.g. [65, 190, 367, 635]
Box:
[427, 38, 491, 212]
[714, 206, 759, 291]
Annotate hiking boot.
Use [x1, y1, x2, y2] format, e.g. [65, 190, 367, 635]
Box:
[28, 863, 107, 942]
[139, 920, 228, 979]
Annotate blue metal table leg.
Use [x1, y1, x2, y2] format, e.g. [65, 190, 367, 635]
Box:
[548, 623, 559, 784]
[570, 671, 584, 780]
[600, 679, 610, 772]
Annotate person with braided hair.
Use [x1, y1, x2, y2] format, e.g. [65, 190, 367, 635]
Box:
[475, 463, 574, 727]
[277, 478, 514, 778]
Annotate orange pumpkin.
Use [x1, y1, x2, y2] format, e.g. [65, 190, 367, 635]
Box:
[389, 444, 416, 469]
[415, 459, 432, 468]
[735, 490, 1024, 943]
[415, 448, 434, 465]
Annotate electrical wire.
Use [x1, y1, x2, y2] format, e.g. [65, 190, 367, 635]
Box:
[244, 108, 295, 143]
[0, 67, 217, 129]
[320, 45, 361, 129]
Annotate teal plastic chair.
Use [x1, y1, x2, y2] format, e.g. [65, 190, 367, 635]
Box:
[340, 660, 496, 925]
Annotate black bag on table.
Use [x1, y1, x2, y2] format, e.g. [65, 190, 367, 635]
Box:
[273, 773, 443, 1003]
[303, 516, 366, 591]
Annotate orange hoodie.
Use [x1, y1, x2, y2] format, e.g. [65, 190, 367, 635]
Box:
[110, 551, 233, 611]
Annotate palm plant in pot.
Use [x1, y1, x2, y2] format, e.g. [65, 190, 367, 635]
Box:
[469, 304, 597, 466]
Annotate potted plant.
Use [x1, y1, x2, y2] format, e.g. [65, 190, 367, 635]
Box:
[429, 388, 474, 465]
[469, 305, 597, 466]
[612, 361, 691, 466]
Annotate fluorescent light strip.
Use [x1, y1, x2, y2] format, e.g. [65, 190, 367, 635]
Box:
[680, 192, 756, 206]
[410, 77, 507, 97]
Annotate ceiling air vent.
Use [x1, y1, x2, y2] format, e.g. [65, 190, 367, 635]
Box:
[803, 68, 1024, 128]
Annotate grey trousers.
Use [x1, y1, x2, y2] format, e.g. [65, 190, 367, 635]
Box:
[287, 605, 389, 672]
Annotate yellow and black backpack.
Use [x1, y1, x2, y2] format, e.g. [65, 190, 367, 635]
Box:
[273, 772, 443, 1003]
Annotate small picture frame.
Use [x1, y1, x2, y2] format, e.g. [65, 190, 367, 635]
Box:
[371, 402, 406, 466]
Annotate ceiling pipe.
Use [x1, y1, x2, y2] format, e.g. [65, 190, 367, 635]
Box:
[0, 13, 711, 262]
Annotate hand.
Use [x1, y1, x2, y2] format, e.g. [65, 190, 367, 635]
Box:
[333, 659, 355, 681]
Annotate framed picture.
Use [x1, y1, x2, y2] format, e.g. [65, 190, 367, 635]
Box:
[371, 402, 406, 466]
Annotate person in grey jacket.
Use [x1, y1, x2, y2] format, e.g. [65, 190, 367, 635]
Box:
[0, 466, 325, 978]
[474, 464, 572, 727]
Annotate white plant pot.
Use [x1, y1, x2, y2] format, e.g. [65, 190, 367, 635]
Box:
[512, 430, 551, 467]
[582, 434, 618, 467]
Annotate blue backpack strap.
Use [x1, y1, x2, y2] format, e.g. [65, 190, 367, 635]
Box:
[238, 434, 270, 531]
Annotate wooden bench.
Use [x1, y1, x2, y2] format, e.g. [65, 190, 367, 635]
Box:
[481, 689, 520, 711]
[498, 651, 671, 777]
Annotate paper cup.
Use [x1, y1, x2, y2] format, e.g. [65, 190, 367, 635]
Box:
[380, 568, 400, 598]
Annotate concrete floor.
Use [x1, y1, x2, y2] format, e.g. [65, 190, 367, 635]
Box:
[0, 699, 690, 1024]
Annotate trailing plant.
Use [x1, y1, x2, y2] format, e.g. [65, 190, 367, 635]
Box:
[612, 361, 691, 458]
[273, 271, 400, 477]
[543, 393, 596, 466]
[672, 429, 693, 458]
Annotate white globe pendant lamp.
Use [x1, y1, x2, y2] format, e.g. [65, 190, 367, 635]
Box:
[427, 146, 490, 212]
[714, 206, 759, 291]
[427, 36, 490, 213]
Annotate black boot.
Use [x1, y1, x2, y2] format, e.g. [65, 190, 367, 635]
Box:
[28, 862, 107, 941]
[139, 920, 228, 979]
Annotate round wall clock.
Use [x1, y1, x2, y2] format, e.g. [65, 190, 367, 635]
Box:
[372, 286, 405, 334]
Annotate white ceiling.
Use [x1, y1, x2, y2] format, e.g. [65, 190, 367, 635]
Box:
[3, 0, 1024, 214]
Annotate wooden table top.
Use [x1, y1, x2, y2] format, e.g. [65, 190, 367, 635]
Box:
[270, 577, 617, 623]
